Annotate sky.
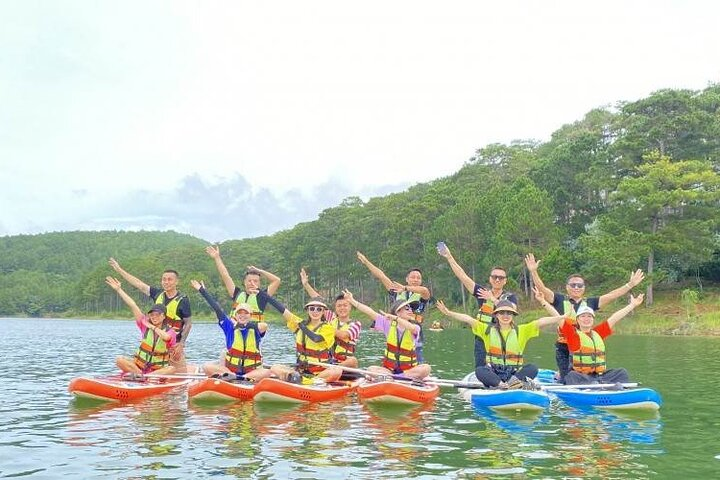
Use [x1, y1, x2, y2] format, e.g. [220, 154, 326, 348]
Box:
[1, 1, 718, 242]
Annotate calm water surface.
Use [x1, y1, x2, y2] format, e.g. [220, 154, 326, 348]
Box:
[1, 317, 719, 479]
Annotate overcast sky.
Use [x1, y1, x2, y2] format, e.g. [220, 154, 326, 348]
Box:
[1, 1, 718, 242]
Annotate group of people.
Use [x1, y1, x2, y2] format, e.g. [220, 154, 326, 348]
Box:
[105, 243, 646, 388]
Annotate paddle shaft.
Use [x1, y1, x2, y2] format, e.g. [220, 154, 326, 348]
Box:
[541, 382, 639, 391]
[306, 360, 486, 388]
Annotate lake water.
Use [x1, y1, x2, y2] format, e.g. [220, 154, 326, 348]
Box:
[1, 317, 718, 479]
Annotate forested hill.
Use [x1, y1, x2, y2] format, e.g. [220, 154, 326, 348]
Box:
[2, 85, 720, 317]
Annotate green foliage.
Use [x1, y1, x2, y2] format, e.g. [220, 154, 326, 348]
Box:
[3, 86, 720, 316]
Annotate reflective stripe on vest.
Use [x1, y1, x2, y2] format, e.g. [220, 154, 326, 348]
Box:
[155, 292, 186, 337]
[486, 325, 524, 367]
[225, 321, 263, 374]
[382, 320, 418, 371]
[572, 329, 607, 374]
[330, 318, 356, 361]
[295, 322, 331, 373]
[134, 325, 170, 372]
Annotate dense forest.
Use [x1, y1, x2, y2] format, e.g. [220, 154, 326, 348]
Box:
[2, 85, 720, 318]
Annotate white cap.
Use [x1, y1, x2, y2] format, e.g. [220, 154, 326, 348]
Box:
[576, 305, 595, 317]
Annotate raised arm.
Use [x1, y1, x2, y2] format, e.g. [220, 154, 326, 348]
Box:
[437, 243, 476, 294]
[598, 270, 645, 309]
[524, 253, 554, 303]
[108, 258, 150, 296]
[380, 310, 420, 335]
[356, 251, 394, 291]
[606, 293, 644, 329]
[435, 300, 478, 328]
[390, 281, 432, 300]
[190, 279, 226, 322]
[105, 276, 143, 320]
[248, 265, 281, 296]
[342, 289, 379, 321]
[205, 246, 236, 297]
[256, 290, 296, 326]
[533, 285, 560, 316]
[300, 268, 321, 298]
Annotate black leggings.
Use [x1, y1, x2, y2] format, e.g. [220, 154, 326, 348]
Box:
[475, 364, 539, 387]
[555, 342, 572, 380]
[564, 368, 629, 385]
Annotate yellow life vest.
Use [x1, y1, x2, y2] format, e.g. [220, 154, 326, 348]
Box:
[154, 292, 186, 337]
[225, 322, 263, 374]
[233, 291, 264, 321]
[330, 317, 356, 361]
[487, 325, 524, 367]
[134, 324, 171, 372]
[571, 329, 607, 374]
[295, 321, 332, 373]
[383, 320, 418, 371]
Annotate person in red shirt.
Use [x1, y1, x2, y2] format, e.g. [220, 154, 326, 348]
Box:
[560, 294, 645, 385]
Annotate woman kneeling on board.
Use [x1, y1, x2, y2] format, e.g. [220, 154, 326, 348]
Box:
[343, 290, 431, 380]
[562, 294, 645, 385]
[437, 291, 564, 389]
[106, 276, 177, 377]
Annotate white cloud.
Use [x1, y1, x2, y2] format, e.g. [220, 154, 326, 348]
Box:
[1, 1, 719, 239]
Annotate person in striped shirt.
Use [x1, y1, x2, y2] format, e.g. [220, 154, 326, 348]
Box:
[300, 268, 362, 368]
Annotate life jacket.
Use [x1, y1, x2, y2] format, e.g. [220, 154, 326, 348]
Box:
[396, 290, 427, 323]
[571, 329, 607, 374]
[295, 321, 332, 373]
[382, 320, 418, 372]
[134, 324, 171, 372]
[330, 317, 357, 361]
[556, 298, 589, 344]
[486, 324, 524, 367]
[224, 321, 263, 374]
[233, 291, 264, 321]
[154, 292, 186, 339]
[475, 292, 513, 327]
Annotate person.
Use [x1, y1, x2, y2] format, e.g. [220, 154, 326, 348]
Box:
[205, 245, 281, 320]
[343, 290, 432, 380]
[105, 276, 177, 376]
[437, 242, 518, 368]
[525, 253, 644, 380]
[189, 280, 273, 381]
[436, 292, 564, 389]
[259, 291, 343, 383]
[109, 258, 192, 372]
[300, 268, 362, 368]
[356, 251, 431, 362]
[561, 294, 645, 385]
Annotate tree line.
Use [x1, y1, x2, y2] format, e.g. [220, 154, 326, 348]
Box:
[2, 85, 719, 317]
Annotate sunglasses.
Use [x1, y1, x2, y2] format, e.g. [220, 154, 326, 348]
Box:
[490, 275, 507, 281]
[307, 306, 325, 312]
[567, 283, 585, 289]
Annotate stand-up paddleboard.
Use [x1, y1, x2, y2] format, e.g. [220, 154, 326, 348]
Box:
[69, 375, 190, 402]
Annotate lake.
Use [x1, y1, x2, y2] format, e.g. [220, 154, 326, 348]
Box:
[0, 317, 718, 479]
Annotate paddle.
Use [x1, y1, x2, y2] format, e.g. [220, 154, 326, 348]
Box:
[541, 382, 639, 391]
[305, 360, 487, 389]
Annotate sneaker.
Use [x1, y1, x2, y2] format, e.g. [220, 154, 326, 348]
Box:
[506, 376, 524, 390]
[287, 372, 302, 384]
[220, 373, 238, 381]
[497, 381, 509, 390]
